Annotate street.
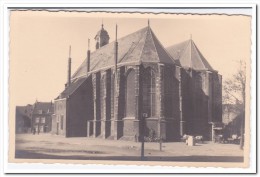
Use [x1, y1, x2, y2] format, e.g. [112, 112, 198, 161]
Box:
[15, 134, 244, 162]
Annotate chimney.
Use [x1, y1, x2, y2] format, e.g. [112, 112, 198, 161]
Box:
[114, 24, 118, 71]
[67, 45, 72, 87]
[87, 39, 91, 73]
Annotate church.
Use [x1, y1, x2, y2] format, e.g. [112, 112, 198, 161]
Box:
[52, 22, 222, 142]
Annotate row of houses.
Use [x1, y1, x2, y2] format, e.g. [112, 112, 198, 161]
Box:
[15, 101, 54, 134]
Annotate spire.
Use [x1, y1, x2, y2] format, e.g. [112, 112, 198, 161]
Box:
[67, 45, 72, 87]
[101, 19, 104, 29]
[115, 24, 118, 42]
[114, 24, 118, 68]
[87, 39, 91, 73]
[88, 38, 90, 50]
[190, 34, 192, 40]
[69, 45, 71, 58]
[148, 19, 150, 27]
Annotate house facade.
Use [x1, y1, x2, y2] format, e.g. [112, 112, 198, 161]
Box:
[31, 101, 54, 133]
[53, 23, 222, 141]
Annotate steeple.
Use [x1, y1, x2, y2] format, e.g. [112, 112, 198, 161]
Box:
[94, 21, 110, 50]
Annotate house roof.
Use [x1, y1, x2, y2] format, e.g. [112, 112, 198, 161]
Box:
[166, 39, 214, 71]
[16, 105, 33, 118]
[57, 77, 87, 99]
[33, 102, 54, 114]
[72, 26, 175, 79]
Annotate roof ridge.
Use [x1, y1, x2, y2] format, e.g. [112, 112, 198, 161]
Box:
[147, 27, 161, 63]
[179, 40, 192, 68]
[193, 42, 214, 71]
[191, 40, 207, 70]
[150, 29, 176, 64]
[140, 27, 152, 62]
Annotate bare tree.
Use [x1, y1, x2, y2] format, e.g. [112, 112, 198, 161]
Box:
[223, 60, 246, 149]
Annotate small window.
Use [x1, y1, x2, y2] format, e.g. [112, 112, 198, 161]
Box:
[35, 117, 40, 123]
[41, 117, 46, 123]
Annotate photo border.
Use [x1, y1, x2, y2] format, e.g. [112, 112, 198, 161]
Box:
[1, 1, 257, 174]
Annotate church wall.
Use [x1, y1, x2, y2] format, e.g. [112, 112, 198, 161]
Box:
[67, 78, 93, 137]
[212, 73, 222, 123]
[164, 65, 181, 141]
[191, 71, 211, 140]
[92, 72, 102, 137]
[100, 70, 112, 138]
[206, 72, 213, 123]
[110, 67, 125, 140]
[116, 67, 125, 139]
[181, 69, 193, 135]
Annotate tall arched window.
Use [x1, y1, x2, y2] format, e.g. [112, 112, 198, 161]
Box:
[125, 70, 135, 117]
[100, 75, 105, 120]
[142, 68, 156, 117]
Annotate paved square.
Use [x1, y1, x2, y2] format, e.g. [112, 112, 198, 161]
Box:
[15, 134, 243, 162]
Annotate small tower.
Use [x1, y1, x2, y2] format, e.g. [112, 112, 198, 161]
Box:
[94, 22, 110, 50]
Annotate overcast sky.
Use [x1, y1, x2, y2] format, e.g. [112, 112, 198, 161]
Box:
[9, 10, 251, 106]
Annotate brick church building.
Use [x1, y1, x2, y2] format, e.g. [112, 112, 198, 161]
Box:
[53, 22, 222, 141]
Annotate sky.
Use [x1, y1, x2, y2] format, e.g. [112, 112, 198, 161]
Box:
[9, 10, 251, 106]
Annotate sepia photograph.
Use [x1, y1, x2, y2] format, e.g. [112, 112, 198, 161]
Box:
[3, 5, 256, 173]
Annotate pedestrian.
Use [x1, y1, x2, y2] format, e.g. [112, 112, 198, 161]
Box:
[33, 127, 36, 135]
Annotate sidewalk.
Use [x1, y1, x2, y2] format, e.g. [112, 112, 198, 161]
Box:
[15, 134, 244, 162]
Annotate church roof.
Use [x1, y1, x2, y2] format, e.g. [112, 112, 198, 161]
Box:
[57, 77, 87, 99]
[72, 26, 175, 79]
[166, 39, 214, 71]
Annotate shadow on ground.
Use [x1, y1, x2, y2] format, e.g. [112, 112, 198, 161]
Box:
[15, 150, 243, 162]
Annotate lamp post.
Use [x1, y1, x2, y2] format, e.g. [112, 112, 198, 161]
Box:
[141, 113, 148, 161]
